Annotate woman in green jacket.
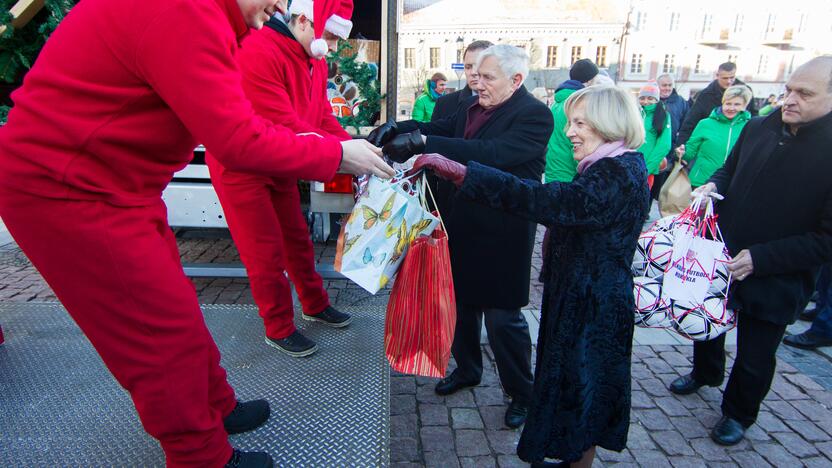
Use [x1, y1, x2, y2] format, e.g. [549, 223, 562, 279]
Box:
[677, 85, 752, 187]
[637, 82, 672, 187]
[412, 72, 447, 122]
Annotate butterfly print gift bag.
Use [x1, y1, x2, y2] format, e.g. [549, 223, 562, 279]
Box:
[335, 174, 439, 294]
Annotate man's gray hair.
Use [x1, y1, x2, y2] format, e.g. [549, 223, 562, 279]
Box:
[656, 73, 675, 87]
[475, 45, 529, 84]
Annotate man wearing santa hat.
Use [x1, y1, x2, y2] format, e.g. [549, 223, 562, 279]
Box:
[206, 0, 356, 358]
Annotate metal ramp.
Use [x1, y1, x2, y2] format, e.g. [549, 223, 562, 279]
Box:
[0, 294, 390, 467]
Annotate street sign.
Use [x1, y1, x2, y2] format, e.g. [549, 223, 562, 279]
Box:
[451, 63, 464, 70]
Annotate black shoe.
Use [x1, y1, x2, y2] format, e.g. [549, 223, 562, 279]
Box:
[504, 400, 528, 429]
[302, 306, 352, 328]
[710, 416, 746, 446]
[224, 399, 270, 435]
[434, 371, 480, 396]
[265, 331, 318, 357]
[531, 461, 568, 467]
[783, 330, 832, 349]
[799, 307, 819, 322]
[669, 373, 721, 395]
[225, 449, 274, 468]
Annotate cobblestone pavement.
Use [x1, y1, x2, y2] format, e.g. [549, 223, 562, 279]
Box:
[3, 226, 832, 467]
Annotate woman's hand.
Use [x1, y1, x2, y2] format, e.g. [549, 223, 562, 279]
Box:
[728, 249, 754, 281]
[675, 144, 686, 159]
[692, 182, 721, 200]
[409, 153, 467, 187]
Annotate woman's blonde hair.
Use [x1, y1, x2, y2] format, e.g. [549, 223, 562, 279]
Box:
[563, 85, 645, 149]
[722, 85, 753, 105]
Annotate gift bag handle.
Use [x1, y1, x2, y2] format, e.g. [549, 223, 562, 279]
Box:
[420, 173, 448, 239]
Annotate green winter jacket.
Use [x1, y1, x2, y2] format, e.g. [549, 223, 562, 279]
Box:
[544, 87, 579, 183]
[638, 103, 672, 175]
[412, 81, 437, 122]
[683, 107, 751, 187]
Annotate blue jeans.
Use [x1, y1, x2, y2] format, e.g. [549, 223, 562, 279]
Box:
[809, 264, 832, 338]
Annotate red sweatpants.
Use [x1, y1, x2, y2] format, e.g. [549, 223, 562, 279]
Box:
[0, 190, 236, 467]
[207, 165, 329, 340]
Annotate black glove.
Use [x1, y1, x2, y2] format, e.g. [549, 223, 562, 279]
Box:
[366, 120, 398, 147]
[382, 130, 426, 163]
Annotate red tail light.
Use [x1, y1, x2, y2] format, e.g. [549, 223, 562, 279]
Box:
[324, 174, 354, 194]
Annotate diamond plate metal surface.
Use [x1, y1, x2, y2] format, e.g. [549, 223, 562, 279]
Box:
[0, 296, 390, 466]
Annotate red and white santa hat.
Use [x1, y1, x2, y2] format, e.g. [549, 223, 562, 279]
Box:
[289, 0, 354, 59]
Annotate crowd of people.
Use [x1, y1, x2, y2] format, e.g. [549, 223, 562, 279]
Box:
[1, 0, 831, 466]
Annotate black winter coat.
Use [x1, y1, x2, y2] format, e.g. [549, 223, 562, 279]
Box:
[431, 86, 473, 122]
[678, 79, 757, 146]
[710, 110, 832, 325]
[397, 86, 554, 308]
[458, 154, 650, 462]
[661, 89, 689, 150]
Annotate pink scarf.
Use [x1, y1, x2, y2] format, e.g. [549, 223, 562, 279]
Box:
[576, 140, 631, 175]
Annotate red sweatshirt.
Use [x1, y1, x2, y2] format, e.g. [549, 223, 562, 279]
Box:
[207, 25, 351, 177]
[0, 0, 342, 207]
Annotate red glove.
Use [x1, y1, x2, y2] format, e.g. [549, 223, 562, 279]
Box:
[409, 153, 467, 187]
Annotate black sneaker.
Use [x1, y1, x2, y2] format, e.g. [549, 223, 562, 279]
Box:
[265, 330, 318, 357]
[302, 306, 352, 328]
[225, 449, 274, 468]
[224, 399, 270, 435]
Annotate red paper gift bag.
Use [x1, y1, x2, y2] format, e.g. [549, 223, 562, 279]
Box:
[384, 224, 456, 378]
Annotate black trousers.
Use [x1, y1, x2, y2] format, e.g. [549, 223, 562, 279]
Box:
[692, 311, 787, 427]
[451, 302, 534, 404]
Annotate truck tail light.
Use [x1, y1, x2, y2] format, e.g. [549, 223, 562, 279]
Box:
[324, 174, 354, 194]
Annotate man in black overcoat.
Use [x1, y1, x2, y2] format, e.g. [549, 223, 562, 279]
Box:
[669, 56, 832, 446]
[431, 40, 493, 122]
[368, 44, 554, 428]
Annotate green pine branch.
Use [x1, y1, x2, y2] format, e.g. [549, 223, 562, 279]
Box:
[327, 41, 383, 133]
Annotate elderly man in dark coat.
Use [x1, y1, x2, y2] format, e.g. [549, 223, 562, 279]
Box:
[370, 44, 553, 428]
[669, 56, 832, 446]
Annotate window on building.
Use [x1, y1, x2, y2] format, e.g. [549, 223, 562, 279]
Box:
[635, 11, 647, 31]
[429, 48, 440, 68]
[595, 46, 607, 67]
[630, 54, 643, 74]
[702, 14, 713, 33]
[662, 54, 676, 73]
[404, 48, 414, 69]
[766, 14, 776, 33]
[456, 49, 463, 63]
[757, 55, 769, 74]
[788, 54, 796, 74]
[669, 12, 680, 32]
[571, 46, 582, 65]
[727, 54, 737, 64]
[734, 14, 744, 33]
[694, 54, 703, 74]
[546, 46, 558, 68]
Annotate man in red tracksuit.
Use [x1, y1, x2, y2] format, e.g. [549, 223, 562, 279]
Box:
[0, 0, 392, 466]
[207, 0, 355, 357]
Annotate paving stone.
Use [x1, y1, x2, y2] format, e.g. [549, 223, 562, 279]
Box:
[765, 400, 806, 421]
[751, 442, 801, 467]
[452, 408, 484, 429]
[456, 430, 491, 457]
[496, 454, 527, 468]
[390, 437, 420, 462]
[420, 426, 455, 453]
[656, 373, 683, 386]
[639, 377, 670, 397]
[480, 405, 508, 431]
[651, 430, 696, 456]
[689, 438, 732, 461]
[416, 383, 446, 404]
[390, 463, 422, 468]
[626, 423, 656, 450]
[660, 351, 692, 367]
[596, 448, 634, 463]
[698, 385, 724, 402]
[668, 456, 707, 468]
[689, 408, 721, 429]
[783, 418, 830, 442]
[791, 399, 832, 423]
[420, 404, 449, 426]
[816, 441, 832, 460]
[460, 456, 497, 468]
[424, 450, 461, 468]
[474, 386, 506, 407]
[391, 394, 417, 415]
[770, 376, 810, 400]
[391, 376, 417, 395]
[803, 457, 832, 468]
[742, 423, 772, 442]
[485, 430, 520, 455]
[631, 390, 655, 409]
[808, 390, 832, 408]
[771, 431, 820, 457]
[676, 393, 709, 410]
[656, 396, 693, 417]
[633, 346, 657, 359]
[631, 449, 670, 466]
[631, 363, 653, 380]
[446, 389, 478, 408]
[635, 408, 674, 431]
[391, 413, 418, 438]
[669, 416, 709, 439]
[729, 450, 773, 467]
[785, 372, 825, 392]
